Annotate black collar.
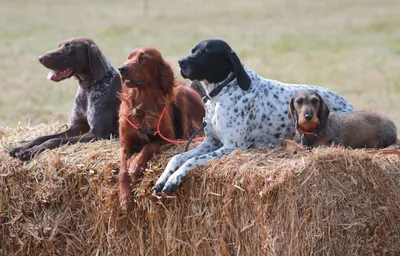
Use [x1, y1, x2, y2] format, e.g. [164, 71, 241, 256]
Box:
[202, 73, 235, 103]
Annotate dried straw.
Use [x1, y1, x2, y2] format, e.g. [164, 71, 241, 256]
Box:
[1, 123, 399, 255]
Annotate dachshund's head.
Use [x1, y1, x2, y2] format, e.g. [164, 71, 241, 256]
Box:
[118, 47, 174, 94]
[178, 39, 251, 91]
[39, 37, 109, 82]
[288, 90, 330, 133]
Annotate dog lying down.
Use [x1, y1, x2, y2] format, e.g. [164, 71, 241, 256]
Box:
[287, 90, 398, 149]
[9, 37, 121, 161]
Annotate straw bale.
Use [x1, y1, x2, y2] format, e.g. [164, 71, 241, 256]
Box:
[1, 123, 400, 255]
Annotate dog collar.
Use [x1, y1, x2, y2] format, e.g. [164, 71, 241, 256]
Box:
[296, 126, 318, 137]
[202, 73, 235, 103]
[75, 69, 115, 88]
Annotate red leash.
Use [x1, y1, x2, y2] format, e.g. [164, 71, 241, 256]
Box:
[123, 107, 204, 144]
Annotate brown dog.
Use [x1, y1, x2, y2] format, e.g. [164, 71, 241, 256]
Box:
[118, 47, 205, 210]
[9, 37, 121, 161]
[288, 90, 398, 149]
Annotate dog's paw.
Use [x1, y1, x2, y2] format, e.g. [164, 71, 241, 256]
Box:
[17, 146, 46, 161]
[9, 147, 23, 158]
[128, 165, 145, 177]
[17, 149, 36, 161]
[161, 177, 182, 195]
[128, 160, 146, 181]
[152, 181, 165, 193]
[161, 183, 180, 195]
[120, 198, 132, 211]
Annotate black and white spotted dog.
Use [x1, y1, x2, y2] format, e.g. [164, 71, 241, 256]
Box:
[154, 39, 354, 194]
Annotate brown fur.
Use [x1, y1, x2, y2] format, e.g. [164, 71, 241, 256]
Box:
[9, 37, 121, 161]
[288, 90, 398, 149]
[118, 47, 205, 210]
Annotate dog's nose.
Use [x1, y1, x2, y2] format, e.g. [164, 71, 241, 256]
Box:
[304, 114, 312, 121]
[118, 65, 128, 74]
[178, 58, 187, 66]
[38, 55, 46, 64]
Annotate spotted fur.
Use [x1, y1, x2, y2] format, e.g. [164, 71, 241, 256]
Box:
[154, 39, 354, 194]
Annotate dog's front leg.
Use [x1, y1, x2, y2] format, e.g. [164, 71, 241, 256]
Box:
[128, 141, 168, 180]
[154, 136, 221, 192]
[16, 130, 97, 161]
[9, 125, 88, 158]
[160, 145, 235, 194]
[119, 147, 133, 211]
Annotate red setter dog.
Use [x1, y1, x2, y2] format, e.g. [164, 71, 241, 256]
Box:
[117, 47, 205, 210]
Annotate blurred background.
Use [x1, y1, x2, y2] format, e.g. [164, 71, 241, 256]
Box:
[0, 0, 399, 127]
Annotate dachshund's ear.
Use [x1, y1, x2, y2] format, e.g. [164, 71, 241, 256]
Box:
[287, 97, 298, 127]
[317, 94, 330, 129]
[87, 44, 108, 81]
[225, 47, 251, 91]
[158, 60, 174, 94]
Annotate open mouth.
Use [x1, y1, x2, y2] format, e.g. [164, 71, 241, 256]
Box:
[47, 68, 73, 82]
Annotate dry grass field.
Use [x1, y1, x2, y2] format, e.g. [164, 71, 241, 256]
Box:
[0, 0, 399, 127]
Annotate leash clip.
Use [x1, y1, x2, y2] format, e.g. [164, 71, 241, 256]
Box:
[300, 133, 305, 145]
[202, 95, 211, 105]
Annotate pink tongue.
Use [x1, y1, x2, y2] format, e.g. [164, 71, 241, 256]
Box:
[47, 71, 55, 80]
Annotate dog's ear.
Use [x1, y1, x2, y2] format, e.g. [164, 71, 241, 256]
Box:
[88, 44, 108, 81]
[287, 97, 298, 127]
[317, 94, 330, 129]
[158, 60, 174, 94]
[225, 47, 251, 91]
[128, 49, 138, 60]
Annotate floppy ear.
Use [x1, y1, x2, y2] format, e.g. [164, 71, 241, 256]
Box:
[317, 94, 330, 129]
[87, 44, 108, 81]
[158, 60, 174, 94]
[287, 97, 298, 127]
[225, 48, 251, 90]
[128, 49, 138, 60]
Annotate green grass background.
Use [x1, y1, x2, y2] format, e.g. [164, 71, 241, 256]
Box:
[0, 0, 399, 127]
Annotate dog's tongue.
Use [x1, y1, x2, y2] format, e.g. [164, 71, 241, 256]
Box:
[47, 71, 55, 80]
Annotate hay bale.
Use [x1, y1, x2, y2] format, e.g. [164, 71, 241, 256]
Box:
[1, 123, 400, 255]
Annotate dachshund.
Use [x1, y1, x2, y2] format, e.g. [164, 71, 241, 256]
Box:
[117, 47, 205, 210]
[288, 90, 398, 149]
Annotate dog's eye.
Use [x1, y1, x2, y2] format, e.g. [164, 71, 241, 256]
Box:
[138, 55, 146, 62]
[296, 99, 304, 105]
[311, 98, 319, 105]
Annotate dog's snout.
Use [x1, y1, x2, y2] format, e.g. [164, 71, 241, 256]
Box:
[118, 65, 128, 74]
[304, 114, 312, 121]
[38, 55, 47, 64]
[178, 58, 187, 66]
